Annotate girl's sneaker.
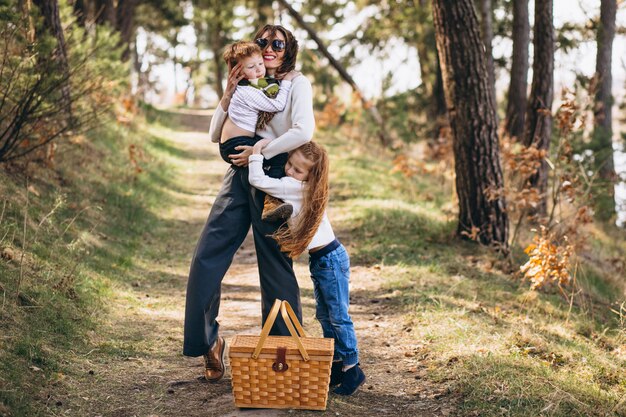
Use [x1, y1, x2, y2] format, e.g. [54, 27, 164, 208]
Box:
[333, 364, 366, 395]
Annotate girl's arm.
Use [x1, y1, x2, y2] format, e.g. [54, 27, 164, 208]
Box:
[248, 139, 302, 200]
[261, 76, 315, 160]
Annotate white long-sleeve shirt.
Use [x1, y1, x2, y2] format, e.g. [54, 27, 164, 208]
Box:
[248, 154, 335, 250]
[209, 75, 315, 159]
[228, 80, 292, 132]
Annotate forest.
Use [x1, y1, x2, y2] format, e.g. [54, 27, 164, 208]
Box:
[1, 1, 625, 416]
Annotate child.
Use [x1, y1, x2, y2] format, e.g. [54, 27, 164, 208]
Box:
[248, 139, 366, 396]
[220, 40, 297, 221]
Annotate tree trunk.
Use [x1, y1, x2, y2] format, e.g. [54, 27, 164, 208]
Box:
[593, 0, 616, 180]
[416, 0, 448, 140]
[209, 1, 225, 99]
[95, 0, 115, 26]
[276, 0, 390, 147]
[32, 0, 72, 119]
[18, 0, 36, 42]
[257, 0, 274, 28]
[522, 0, 553, 216]
[432, 0, 509, 251]
[504, 0, 529, 140]
[477, 0, 497, 115]
[72, 0, 87, 27]
[116, 0, 139, 61]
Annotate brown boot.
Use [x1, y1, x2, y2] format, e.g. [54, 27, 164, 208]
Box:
[262, 195, 293, 222]
[203, 336, 226, 382]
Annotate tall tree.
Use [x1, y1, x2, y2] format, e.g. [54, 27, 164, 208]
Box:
[116, 0, 140, 61]
[257, 0, 274, 28]
[504, 0, 529, 140]
[277, 0, 390, 147]
[522, 0, 554, 216]
[416, 0, 448, 140]
[591, 0, 617, 219]
[432, 0, 509, 250]
[95, 0, 115, 26]
[477, 0, 497, 113]
[194, 0, 236, 101]
[32, 0, 72, 118]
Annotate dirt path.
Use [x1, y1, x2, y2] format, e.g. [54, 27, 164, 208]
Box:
[54, 119, 457, 417]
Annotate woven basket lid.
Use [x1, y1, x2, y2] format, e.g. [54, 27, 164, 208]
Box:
[229, 335, 334, 357]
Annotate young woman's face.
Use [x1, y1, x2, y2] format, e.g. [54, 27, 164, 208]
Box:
[240, 54, 266, 80]
[285, 150, 313, 181]
[257, 30, 286, 74]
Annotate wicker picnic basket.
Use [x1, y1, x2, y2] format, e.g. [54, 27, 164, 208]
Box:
[229, 300, 334, 410]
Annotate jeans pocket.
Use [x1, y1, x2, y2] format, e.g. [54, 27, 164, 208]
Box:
[312, 257, 333, 272]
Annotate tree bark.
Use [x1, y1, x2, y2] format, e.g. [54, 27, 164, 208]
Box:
[432, 0, 509, 251]
[477, 0, 497, 116]
[522, 0, 553, 216]
[95, 0, 115, 26]
[416, 0, 448, 140]
[504, 0, 529, 140]
[211, 11, 225, 99]
[116, 0, 139, 61]
[71, 0, 87, 27]
[593, 0, 616, 180]
[32, 0, 72, 119]
[276, 0, 391, 147]
[257, 0, 274, 29]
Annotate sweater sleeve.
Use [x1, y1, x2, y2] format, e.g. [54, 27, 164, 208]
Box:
[261, 76, 315, 159]
[248, 154, 302, 200]
[208, 105, 228, 143]
[243, 80, 292, 112]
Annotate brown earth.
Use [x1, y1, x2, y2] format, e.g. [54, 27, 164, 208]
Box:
[46, 117, 459, 417]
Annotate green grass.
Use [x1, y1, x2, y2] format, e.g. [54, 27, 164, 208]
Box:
[0, 117, 182, 416]
[322, 130, 626, 417]
[1, 117, 625, 416]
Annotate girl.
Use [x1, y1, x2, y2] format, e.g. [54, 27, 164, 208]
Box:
[248, 139, 366, 396]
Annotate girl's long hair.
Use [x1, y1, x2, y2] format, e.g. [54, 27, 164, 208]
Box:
[273, 142, 329, 258]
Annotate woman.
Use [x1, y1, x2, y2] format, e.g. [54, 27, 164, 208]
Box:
[183, 24, 315, 382]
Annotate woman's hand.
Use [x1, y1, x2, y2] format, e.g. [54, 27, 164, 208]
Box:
[220, 63, 245, 111]
[229, 145, 253, 167]
[252, 138, 272, 155]
[276, 69, 302, 81]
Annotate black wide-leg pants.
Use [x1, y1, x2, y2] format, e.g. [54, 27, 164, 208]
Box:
[183, 161, 302, 357]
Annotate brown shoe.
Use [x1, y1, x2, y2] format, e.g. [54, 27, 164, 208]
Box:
[262, 195, 293, 222]
[203, 337, 226, 382]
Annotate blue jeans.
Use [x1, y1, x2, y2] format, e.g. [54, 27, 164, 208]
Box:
[309, 241, 359, 366]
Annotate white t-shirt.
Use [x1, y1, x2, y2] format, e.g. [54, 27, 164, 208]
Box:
[248, 154, 335, 250]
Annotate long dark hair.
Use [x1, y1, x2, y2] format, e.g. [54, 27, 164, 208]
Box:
[253, 24, 299, 74]
[253, 25, 299, 130]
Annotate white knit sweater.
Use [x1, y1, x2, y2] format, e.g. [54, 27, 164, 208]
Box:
[209, 75, 315, 159]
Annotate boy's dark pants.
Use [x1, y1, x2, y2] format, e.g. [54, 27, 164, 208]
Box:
[183, 160, 301, 357]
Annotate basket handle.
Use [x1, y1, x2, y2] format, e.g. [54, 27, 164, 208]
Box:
[251, 300, 310, 361]
[280, 300, 309, 361]
[252, 299, 281, 359]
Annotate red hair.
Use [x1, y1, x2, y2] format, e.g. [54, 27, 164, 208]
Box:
[273, 142, 329, 258]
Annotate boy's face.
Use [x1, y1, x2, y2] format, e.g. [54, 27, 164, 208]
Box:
[241, 54, 266, 80]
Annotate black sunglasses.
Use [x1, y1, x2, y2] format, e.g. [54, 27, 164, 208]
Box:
[255, 38, 286, 52]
